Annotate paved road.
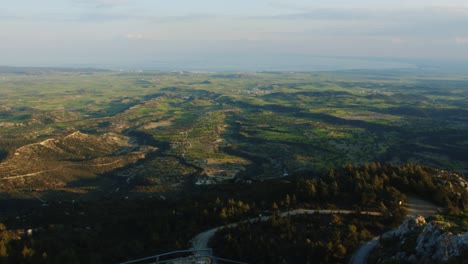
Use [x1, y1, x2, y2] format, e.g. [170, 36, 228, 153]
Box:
[191, 198, 438, 263]
[348, 196, 439, 264]
[348, 237, 380, 264]
[406, 195, 438, 218]
[191, 209, 380, 253]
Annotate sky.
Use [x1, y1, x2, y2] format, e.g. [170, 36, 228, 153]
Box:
[1, 0, 468, 69]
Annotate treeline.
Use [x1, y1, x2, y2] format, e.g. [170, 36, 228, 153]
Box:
[0, 196, 261, 264]
[212, 213, 380, 264]
[0, 163, 465, 263]
[295, 163, 466, 214]
[210, 163, 467, 263]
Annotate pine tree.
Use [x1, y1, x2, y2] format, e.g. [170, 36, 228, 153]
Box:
[220, 208, 228, 220]
[285, 194, 291, 208]
[0, 240, 8, 258]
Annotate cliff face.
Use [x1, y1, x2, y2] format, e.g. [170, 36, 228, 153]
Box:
[375, 216, 468, 263]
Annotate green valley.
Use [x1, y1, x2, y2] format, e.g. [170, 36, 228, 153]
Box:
[0, 67, 467, 263]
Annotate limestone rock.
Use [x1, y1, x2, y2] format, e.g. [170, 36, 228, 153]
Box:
[380, 216, 467, 263]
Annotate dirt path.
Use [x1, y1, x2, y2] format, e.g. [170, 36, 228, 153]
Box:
[0, 159, 123, 181]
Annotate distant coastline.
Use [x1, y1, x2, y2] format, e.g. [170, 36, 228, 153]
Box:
[3, 55, 468, 74]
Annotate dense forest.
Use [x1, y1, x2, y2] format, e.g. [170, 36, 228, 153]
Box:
[210, 163, 467, 263]
[212, 213, 380, 263]
[0, 163, 466, 263]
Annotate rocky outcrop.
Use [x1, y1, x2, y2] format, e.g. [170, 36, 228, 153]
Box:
[382, 215, 427, 240]
[377, 216, 467, 263]
[415, 223, 468, 262]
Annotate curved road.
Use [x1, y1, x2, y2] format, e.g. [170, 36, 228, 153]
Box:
[348, 196, 438, 264]
[191, 209, 380, 253]
[191, 197, 438, 263]
[348, 237, 380, 264]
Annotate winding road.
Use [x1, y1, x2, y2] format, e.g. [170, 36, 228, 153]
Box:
[348, 237, 380, 264]
[191, 209, 381, 254]
[190, 197, 438, 263]
[348, 196, 439, 264]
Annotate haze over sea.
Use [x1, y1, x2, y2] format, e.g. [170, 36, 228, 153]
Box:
[53, 54, 468, 73]
[110, 55, 416, 72]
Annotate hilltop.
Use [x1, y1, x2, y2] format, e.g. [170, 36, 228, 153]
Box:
[0, 131, 154, 200]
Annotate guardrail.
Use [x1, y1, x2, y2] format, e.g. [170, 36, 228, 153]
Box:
[119, 248, 246, 264]
[211, 256, 247, 264]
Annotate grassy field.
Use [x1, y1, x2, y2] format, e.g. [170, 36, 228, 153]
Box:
[1, 67, 467, 201]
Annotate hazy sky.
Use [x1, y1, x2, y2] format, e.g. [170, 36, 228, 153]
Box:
[1, 0, 468, 68]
